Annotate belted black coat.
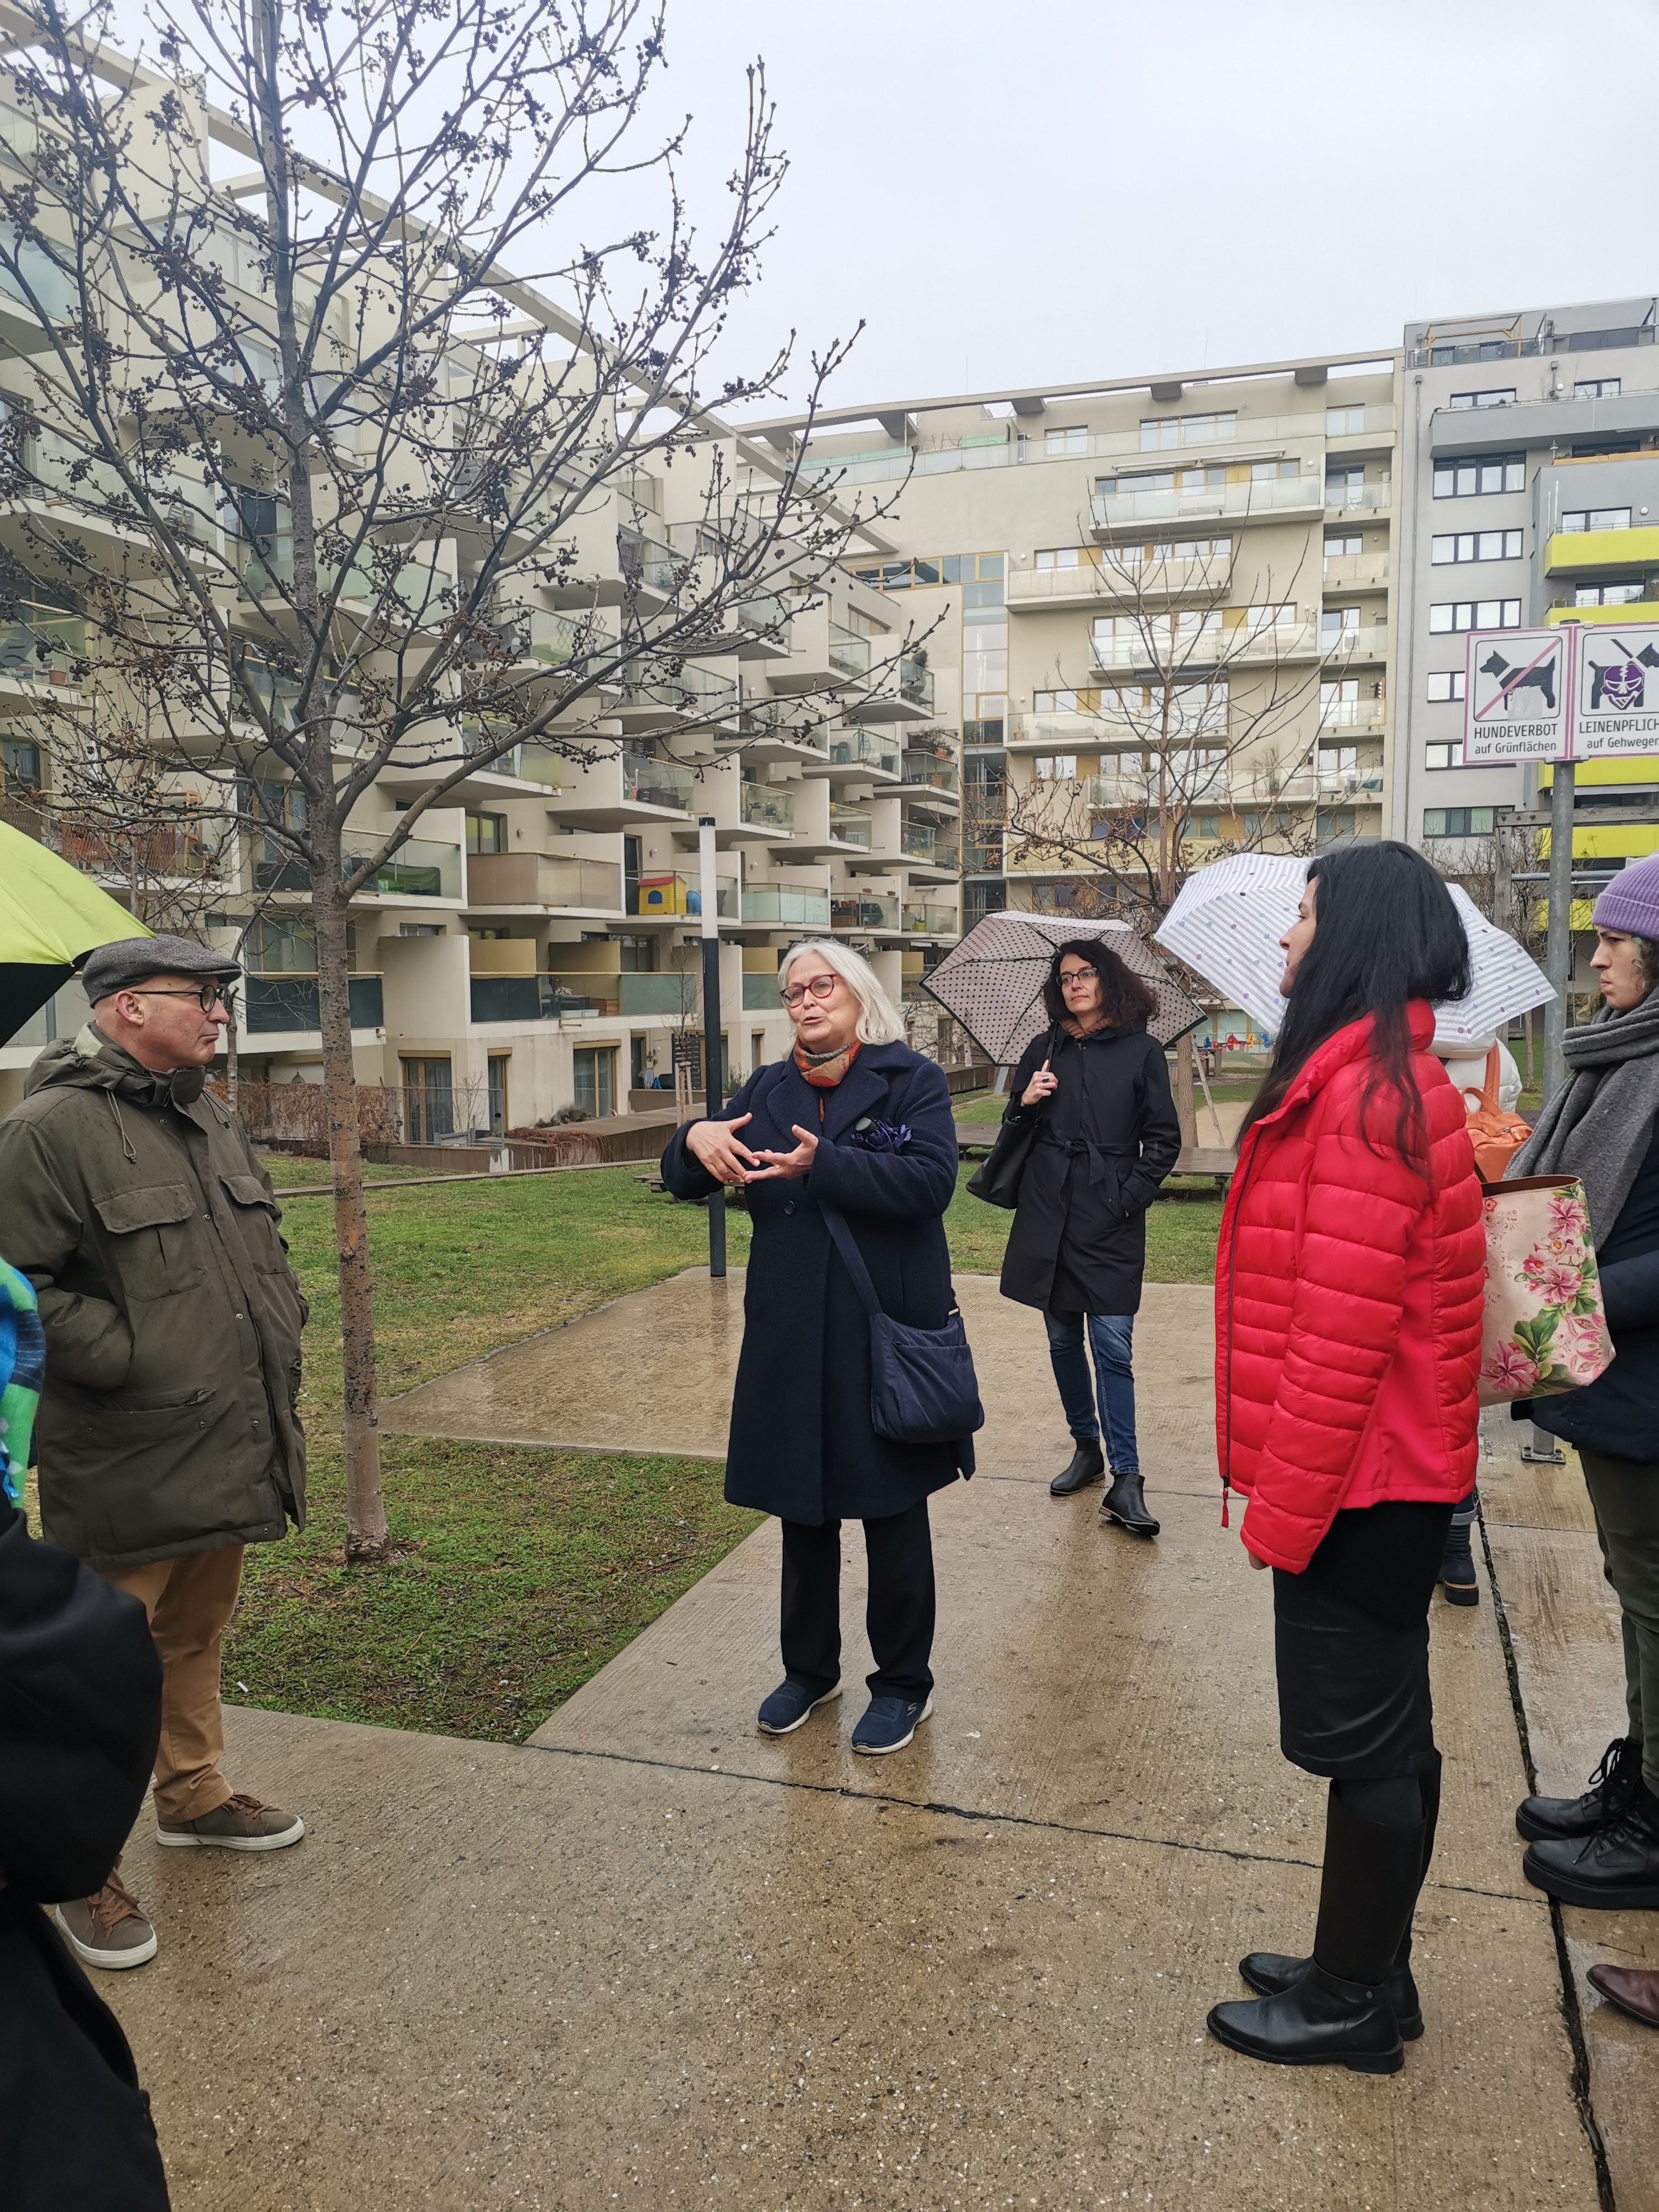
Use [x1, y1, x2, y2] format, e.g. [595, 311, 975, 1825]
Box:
[660, 1041, 968, 1526]
[998, 1024, 1181, 1315]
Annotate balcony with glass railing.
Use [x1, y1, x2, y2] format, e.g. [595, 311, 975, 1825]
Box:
[740, 780, 795, 832]
[1322, 479, 1393, 514]
[848, 653, 935, 723]
[1090, 472, 1322, 534]
[739, 883, 831, 928]
[900, 819, 958, 865]
[618, 529, 677, 600]
[828, 728, 899, 775]
[340, 828, 462, 899]
[0, 604, 86, 691]
[832, 891, 900, 932]
[1317, 694, 1388, 733]
[615, 660, 738, 734]
[621, 753, 693, 811]
[902, 901, 959, 934]
[243, 974, 385, 1034]
[901, 747, 959, 795]
[828, 623, 870, 681]
[828, 806, 872, 848]
[468, 852, 624, 912]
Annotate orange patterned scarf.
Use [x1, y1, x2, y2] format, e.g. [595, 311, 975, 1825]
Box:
[794, 1038, 860, 1088]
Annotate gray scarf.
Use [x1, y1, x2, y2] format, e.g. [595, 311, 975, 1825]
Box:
[1506, 992, 1659, 1241]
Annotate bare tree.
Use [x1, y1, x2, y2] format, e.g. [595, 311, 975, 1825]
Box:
[999, 530, 1372, 1135]
[1424, 821, 1547, 1086]
[0, 0, 913, 1556]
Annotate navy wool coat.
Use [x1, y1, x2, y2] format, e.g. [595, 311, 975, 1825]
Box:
[660, 1041, 968, 1525]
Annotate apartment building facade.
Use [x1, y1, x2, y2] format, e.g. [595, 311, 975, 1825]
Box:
[0, 81, 964, 1131]
[758, 355, 1402, 939]
[1393, 296, 1659, 902]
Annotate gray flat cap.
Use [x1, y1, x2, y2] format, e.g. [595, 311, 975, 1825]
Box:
[80, 933, 242, 1002]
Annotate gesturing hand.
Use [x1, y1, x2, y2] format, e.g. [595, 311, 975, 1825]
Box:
[686, 1113, 763, 1185]
[1021, 1057, 1058, 1108]
[747, 1123, 820, 1181]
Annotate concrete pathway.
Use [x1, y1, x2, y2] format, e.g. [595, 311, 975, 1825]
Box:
[101, 1276, 1645, 2211]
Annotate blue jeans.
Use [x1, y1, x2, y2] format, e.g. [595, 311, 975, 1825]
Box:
[1044, 1310, 1139, 1475]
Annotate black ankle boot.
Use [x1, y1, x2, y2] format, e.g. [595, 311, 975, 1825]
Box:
[1208, 1962, 1404, 2073]
[1099, 1471, 1159, 1535]
[1517, 1734, 1644, 1842]
[1049, 1440, 1105, 1496]
[1524, 1781, 1659, 1910]
[1438, 1520, 1478, 1606]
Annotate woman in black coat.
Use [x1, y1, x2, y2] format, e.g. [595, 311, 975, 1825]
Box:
[660, 940, 969, 1757]
[998, 939, 1181, 1533]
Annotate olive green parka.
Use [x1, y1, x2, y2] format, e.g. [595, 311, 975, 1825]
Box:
[0, 1026, 307, 1569]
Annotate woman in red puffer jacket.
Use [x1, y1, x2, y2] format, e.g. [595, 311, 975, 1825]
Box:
[1206, 842, 1484, 2080]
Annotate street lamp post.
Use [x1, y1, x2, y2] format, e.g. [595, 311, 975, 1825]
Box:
[698, 813, 725, 1278]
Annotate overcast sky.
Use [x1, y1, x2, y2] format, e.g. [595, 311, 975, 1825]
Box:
[646, 0, 1659, 420]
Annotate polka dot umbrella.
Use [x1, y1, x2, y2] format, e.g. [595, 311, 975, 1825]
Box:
[920, 911, 1205, 1067]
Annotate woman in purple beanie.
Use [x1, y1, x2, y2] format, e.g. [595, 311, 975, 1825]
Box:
[1504, 849, 1659, 1917]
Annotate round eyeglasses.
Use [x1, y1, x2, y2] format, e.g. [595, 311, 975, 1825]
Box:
[126, 983, 236, 1013]
[780, 973, 838, 1009]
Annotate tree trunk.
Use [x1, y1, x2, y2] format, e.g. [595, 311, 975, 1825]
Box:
[1173, 1029, 1198, 1149]
[312, 871, 388, 1561]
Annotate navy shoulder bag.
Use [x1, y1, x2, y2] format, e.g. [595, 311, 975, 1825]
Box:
[819, 1204, 984, 1449]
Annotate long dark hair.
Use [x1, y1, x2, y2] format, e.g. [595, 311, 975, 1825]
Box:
[1239, 843, 1471, 1160]
[1040, 937, 1157, 1030]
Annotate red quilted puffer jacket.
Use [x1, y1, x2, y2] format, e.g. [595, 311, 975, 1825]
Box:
[1215, 1002, 1485, 1573]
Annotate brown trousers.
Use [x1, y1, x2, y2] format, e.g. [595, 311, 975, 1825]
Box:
[101, 1545, 243, 1825]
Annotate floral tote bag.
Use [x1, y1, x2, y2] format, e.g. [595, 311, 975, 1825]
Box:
[1478, 1176, 1616, 1407]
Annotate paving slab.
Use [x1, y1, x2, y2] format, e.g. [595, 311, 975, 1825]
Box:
[1482, 1447, 1659, 2212]
[105, 1703, 1592, 2212]
[92, 1270, 1623, 2209]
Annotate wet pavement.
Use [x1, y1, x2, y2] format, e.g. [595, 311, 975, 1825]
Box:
[100, 1274, 1648, 2210]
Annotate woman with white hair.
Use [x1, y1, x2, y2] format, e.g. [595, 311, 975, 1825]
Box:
[660, 940, 971, 1756]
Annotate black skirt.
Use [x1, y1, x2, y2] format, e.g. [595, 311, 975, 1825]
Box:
[1272, 1500, 1454, 1780]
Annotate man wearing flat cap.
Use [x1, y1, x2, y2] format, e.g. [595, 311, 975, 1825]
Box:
[0, 935, 307, 1972]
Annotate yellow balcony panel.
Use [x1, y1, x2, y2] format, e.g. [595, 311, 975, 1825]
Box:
[468, 937, 538, 977]
[1543, 527, 1659, 578]
[1541, 755, 1659, 789]
[1545, 600, 1659, 625]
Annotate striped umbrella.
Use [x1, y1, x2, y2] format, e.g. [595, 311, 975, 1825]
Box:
[0, 818, 148, 1044]
[1154, 852, 1552, 1051]
[920, 911, 1204, 1066]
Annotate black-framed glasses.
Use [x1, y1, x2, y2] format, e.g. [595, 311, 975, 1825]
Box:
[127, 983, 235, 1013]
[1059, 965, 1098, 986]
[780, 973, 838, 1008]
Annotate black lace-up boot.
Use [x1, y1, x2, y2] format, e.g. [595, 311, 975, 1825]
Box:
[1517, 1735, 1644, 1843]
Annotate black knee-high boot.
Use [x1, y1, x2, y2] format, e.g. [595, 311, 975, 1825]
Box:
[1212, 1778, 1423, 2073]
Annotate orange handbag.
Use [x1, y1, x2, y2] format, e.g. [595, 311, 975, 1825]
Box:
[1463, 1045, 1532, 1182]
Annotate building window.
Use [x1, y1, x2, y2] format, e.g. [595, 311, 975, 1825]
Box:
[1432, 453, 1525, 498]
[1325, 466, 1366, 507]
[1428, 598, 1522, 633]
[1575, 378, 1621, 399]
[401, 1057, 454, 1145]
[1423, 806, 1496, 836]
[1572, 582, 1649, 607]
[1139, 411, 1235, 450]
[1326, 405, 1372, 435]
[1045, 426, 1088, 455]
[1449, 389, 1516, 410]
[1317, 810, 1357, 839]
[1431, 529, 1523, 564]
[1, 737, 41, 789]
[486, 1054, 509, 1135]
[573, 1045, 617, 1117]
[1427, 670, 1467, 703]
[1324, 532, 1364, 558]
[1426, 741, 1465, 769]
[1561, 507, 1632, 533]
[465, 812, 505, 854]
[1245, 602, 1297, 630]
[1243, 810, 1292, 837]
[1322, 606, 1360, 637]
[1195, 813, 1221, 839]
[1251, 460, 1299, 482]
[1034, 547, 1082, 570]
[1034, 755, 1078, 780]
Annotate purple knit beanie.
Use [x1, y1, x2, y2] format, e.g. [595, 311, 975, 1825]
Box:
[1592, 849, 1659, 940]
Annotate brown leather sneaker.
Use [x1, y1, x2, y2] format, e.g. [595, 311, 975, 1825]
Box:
[1588, 1964, 1659, 2028]
[54, 1874, 158, 1970]
[156, 1792, 305, 1851]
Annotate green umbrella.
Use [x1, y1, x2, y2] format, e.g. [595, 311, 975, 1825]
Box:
[0, 817, 148, 1044]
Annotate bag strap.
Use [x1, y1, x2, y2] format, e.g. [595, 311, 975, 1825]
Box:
[819, 1203, 883, 1320]
[1481, 1044, 1501, 1113]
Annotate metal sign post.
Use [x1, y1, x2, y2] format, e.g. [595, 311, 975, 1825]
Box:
[697, 814, 725, 1279]
[1543, 760, 1575, 1104]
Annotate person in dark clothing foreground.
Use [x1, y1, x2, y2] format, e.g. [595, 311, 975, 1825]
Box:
[1506, 852, 1659, 1916]
[996, 940, 1180, 1536]
[0, 1494, 170, 2208]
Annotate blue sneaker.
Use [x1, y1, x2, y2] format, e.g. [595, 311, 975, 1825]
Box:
[757, 1679, 842, 1736]
[851, 1692, 934, 1756]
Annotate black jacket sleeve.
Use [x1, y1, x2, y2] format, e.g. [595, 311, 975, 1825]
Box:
[1599, 1248, 1659, 1332]
[1118, 1039, 1183, 1217]
[1000, 1036, 1055, 1128]
[0, 1503, 161, 1902]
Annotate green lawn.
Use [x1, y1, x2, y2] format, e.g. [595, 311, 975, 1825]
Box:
[220, 1160, 1219, 1743]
